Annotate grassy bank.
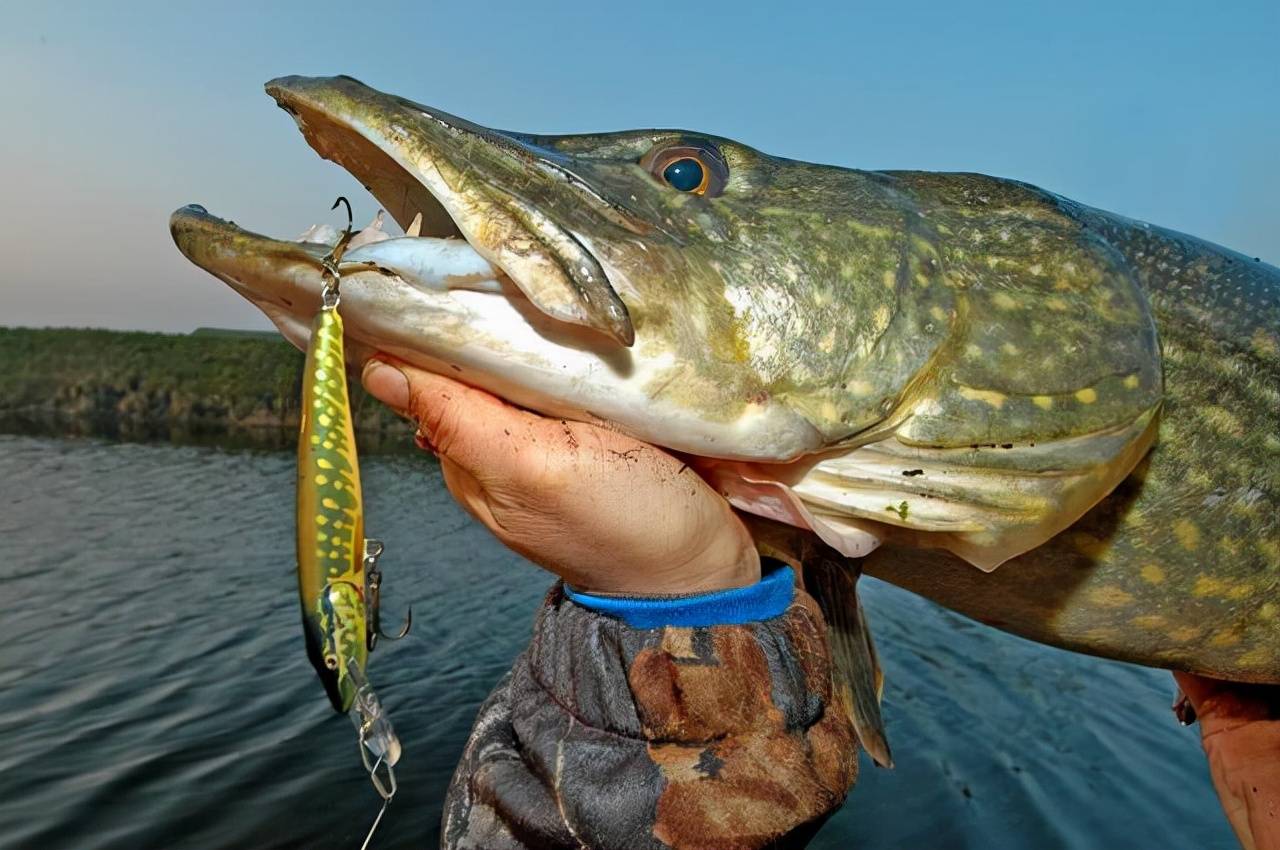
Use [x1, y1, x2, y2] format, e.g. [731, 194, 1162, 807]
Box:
[0, 327, 412, 451]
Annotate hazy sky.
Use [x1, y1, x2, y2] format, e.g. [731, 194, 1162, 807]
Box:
[3, 0, 1276, 332]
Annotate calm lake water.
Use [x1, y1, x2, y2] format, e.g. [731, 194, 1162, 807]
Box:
[0, 435, 1236, 849]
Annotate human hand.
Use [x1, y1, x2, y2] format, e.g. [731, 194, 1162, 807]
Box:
[361, 357, 760, 596]
[1173, 672, 1280, 850]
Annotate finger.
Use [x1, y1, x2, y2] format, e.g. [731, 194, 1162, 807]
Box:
[1173, 671, 1229, 713]
[361, 357, 541, 475]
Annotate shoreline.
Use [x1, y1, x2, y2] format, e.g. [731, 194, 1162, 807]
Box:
[0, 326, 414, 453]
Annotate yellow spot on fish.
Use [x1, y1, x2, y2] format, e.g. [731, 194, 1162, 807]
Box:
[1123, 374, 1140, 389]
[1087, 586, 1134, 608]
[329, 550, 340, 559]
[1046, 296, 1069, 311]
[1259, 602, 1278, 621]
[333, 480, 344, 490]
[1173, 519, 1201, 551]
[1068, 532, 1109, 559]
[847, 380, 874, 396]
[316, 531, 327, 542]
[1208, 629, 1242, 648]
[315, 514, 327, 526]
[965, 343, 984, 358]
[873, 305, 891, 330]
[1237, 646, 1273, 667]
[315, 369, 328, 381]
[1252, 328, 1279, 358]
[323, 440, 334, 450]
[1139, 563, 1165, 585]
[1167, 625, 1202, 643]
[1000, 342, 1020, 356]
[882, 270, 896, 289]
[992, 292, 1018, 310]
[1226, 583, 1254, 601]
[1192, 575, 1228, 598]
[959, 386, 1006, 408]
[310, 435, 320, 445]
[317, 458, 333, 469]
[322, 498, 339, 510]
[1202, 406, 1244, 438]
[1259, 539, 1280, 563]
[1032, 395, 1053, 410]
[1132, 615, 1166, 630]
[333, 520, 344, 530]
[331, 535, 342, 545]
[930, 305, 948, 322]
[1075, 387, 1098, 404]
[318, 414, 332, 427]
[314, 474, 329, 486]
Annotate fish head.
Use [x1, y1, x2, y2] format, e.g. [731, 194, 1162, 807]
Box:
[172, 75, 948, 461]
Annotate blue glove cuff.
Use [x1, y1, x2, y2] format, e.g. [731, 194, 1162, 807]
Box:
[563, 562, 794, 628]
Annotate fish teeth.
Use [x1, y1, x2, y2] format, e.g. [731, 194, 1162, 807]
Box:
[348, 210, 389, 250]
[406, 212, 423, 237]
[296, 223, 340, 245]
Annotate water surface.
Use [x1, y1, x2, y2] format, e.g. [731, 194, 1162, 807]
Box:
[0, 436, 1234, 849]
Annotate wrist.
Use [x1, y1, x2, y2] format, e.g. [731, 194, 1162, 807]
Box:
[665, 540, 761, 595]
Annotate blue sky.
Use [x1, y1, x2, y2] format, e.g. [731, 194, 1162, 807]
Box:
[2, 0, 1276, 331]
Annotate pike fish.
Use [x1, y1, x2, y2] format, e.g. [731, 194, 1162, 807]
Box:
[171, 77, 1279, 760]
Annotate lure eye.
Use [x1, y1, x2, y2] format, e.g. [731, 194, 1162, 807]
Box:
[641, 140, 728, 197]
[662, 158, 705, 192]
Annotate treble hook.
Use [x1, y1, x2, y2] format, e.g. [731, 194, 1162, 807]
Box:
[331, 195, 354, 230]
[363, 539, 413, 652]
[320, 196, 357, 309]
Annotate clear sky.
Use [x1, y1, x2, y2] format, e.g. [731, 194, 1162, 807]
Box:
[2, 0, 1276, 332]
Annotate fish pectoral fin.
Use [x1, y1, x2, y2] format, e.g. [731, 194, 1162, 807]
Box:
[795, 407, 1160, 571]
[804, 551, 894, 768]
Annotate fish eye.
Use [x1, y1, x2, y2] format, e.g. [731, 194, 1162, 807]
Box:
[663, 158, 705, 192]
[641, 141, 728, 197]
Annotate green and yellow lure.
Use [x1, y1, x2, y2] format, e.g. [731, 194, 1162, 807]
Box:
[295, 204, 407, 835]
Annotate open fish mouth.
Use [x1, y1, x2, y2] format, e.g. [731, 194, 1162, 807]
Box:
[172, 74, 634, 345]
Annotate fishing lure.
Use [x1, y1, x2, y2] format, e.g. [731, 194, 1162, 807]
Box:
[297, 197, 411, 848]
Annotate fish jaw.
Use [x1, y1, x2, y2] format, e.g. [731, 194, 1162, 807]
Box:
[169, 205, 825, 460]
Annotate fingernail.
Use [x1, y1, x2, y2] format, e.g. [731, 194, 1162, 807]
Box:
[362, 360, 410, 412]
